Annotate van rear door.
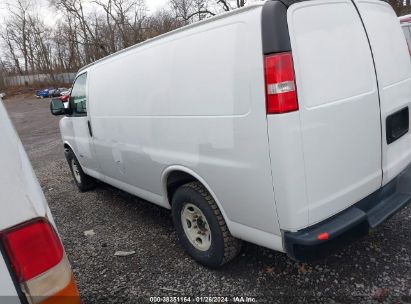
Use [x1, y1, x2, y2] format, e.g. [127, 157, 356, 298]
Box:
[286, 0, 383, 225]
[352, 0, 411, 185]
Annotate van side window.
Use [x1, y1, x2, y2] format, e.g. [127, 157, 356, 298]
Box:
[70, 73, 88, 115]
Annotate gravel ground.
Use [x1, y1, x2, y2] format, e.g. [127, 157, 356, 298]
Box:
[3, 96, 411, 304]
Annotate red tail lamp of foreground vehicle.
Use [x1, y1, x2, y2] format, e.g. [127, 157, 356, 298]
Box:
[1, 218, 81, 304]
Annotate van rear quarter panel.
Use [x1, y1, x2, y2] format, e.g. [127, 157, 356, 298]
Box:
[87, 7, 282, 238]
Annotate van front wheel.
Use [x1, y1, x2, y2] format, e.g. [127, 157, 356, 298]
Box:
[172, 182, 242, 268]
[66, 149, 96, 192]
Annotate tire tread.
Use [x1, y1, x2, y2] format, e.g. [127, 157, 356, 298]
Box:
[181, 181, 242, 265]
[66, 149, 96, 192]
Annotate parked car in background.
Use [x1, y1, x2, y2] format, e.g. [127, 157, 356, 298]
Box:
[0, 97, 81, 303]
[60, 94, 70, 103]
[52, 0, 411, 268]
[36, 88, 53, 99]
[399, 13, 411, 23]
[49, 88, 63, 98]
[60, 88, 71, 96]
[37, 88, 67, 99]
[49, 89, 58, 97]
[59, 89, 71, 103]
[53, 88, 69, 98]
[50, 89, 59, 97]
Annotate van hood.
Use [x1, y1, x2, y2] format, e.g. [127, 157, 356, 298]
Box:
[0, 100, 50, 231]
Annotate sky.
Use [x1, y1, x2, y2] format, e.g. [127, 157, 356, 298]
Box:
[147, 0, 168, 12]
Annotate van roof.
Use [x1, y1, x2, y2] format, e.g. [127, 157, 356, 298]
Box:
[78, 2, 265, 74]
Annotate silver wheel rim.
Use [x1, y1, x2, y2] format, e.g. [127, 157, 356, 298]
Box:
[71, 159, 81, 183]
[181, 203, 212, 251]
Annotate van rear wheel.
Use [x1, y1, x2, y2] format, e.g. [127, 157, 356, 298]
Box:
[66, 149, 96, 192]
[171, 181, 242, 268]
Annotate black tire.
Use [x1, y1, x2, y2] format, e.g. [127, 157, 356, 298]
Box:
[65, 149, 96, 192]
[172, 181, 242, 268]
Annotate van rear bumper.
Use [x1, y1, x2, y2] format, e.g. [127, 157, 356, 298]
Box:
[284, 163, 411, 261]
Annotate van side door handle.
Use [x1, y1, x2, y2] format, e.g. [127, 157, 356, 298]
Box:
[87, 120, 93, 137]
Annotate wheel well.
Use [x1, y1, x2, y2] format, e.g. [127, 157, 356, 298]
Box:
[166, 171, 197, 204]
[63, 143, 71, 151]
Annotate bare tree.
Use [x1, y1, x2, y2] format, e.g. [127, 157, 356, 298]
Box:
[27, 14, 55, 79]
[51, 0, 98, 63]
[193, 0, 214, 21]
[145, 9, 185, 38]
[214, 0, 247, 12]
[93, 0, 147, 49]
[389, 0, 411, 16]
[0, 0, 252, 84]
[0, 25, 24, 75]
[3, 0, 32, 74]
[170, 0, 215, 24]
[0, 60, 7, 90]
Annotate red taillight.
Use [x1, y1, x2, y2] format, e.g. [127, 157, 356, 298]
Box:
[264, 52, 298, 114]
[1, 218, 81, 304]
[2, 219, 64, 282]
[317, 232, 329, 241]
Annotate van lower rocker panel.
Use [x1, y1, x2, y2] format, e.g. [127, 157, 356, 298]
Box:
[284, 163, 411, 262]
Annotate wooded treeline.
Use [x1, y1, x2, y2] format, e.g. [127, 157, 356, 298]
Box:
[0, 0, 410, 82]
[391, 0, 411, 16]
[0, 0, 249, 80]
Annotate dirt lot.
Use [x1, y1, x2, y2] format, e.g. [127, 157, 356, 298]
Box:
[3, 96, 411, 304]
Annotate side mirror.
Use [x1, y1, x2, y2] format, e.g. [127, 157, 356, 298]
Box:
[50, 98, 71, 116]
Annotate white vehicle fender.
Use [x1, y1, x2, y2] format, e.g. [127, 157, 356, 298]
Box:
[161, 165, 232, 228]
[63, 140, 75, 154]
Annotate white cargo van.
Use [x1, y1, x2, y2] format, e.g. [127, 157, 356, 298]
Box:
[52, 0, 411, 267]
[0, 99, 81, 303]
